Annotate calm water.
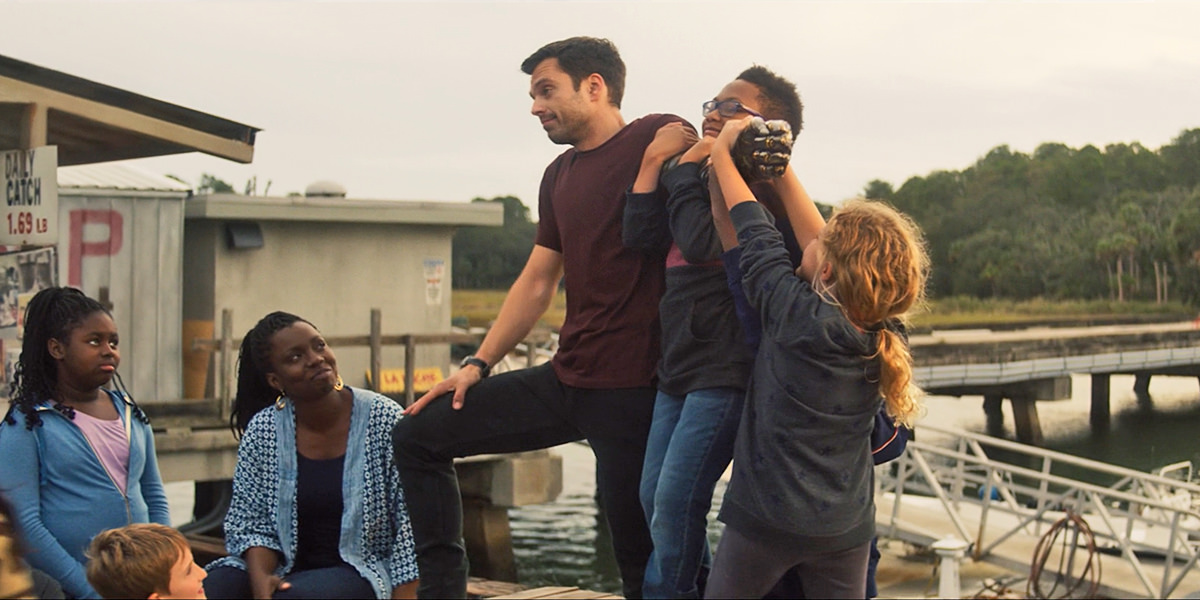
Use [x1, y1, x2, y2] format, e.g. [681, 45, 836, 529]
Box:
[165, 373, 1200, 594]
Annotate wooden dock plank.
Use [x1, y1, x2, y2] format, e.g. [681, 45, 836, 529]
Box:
[548, 590, 622, 599]
[467, 577, 527, 598]
[487, 587, 580, 599]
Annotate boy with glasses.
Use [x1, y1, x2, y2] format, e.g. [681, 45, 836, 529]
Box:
[626, 67, 906, 599]
[622, 65, 803, 599]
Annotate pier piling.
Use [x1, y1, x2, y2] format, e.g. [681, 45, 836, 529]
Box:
[1090, 374, 1111, 432]
[1010, 393, 1044, 446]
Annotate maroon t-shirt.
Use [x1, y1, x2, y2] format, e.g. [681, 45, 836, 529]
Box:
[535, 113, 688, 389]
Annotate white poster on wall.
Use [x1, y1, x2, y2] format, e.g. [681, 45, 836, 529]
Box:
[424, 258, 444, 306]
[2, 146, 58, 246]
[0, 246, 57, 339]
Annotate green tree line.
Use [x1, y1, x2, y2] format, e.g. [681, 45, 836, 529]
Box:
[870, 127, 1200, 306]
[452, 196, 537, 289]
[455, 129, 1200, 307]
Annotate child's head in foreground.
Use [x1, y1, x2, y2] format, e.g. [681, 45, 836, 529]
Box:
[86, 523, 206, 599]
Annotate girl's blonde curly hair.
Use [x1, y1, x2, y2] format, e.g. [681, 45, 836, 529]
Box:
[817, 199, 930, 427]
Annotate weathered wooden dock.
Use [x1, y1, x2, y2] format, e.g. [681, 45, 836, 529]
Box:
[186, 536, 615, 599]
[468, 579, 620, 599]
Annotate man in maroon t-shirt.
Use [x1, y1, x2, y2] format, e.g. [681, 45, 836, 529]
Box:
[392, 37, 692, 599]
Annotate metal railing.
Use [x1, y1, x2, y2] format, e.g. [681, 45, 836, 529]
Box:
[192, 308, 561, 416]
[194, 308, 490, 411]
[879, 424, 1200, 598]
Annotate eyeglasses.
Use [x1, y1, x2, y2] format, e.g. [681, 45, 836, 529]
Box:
[702, 99, 763, 119]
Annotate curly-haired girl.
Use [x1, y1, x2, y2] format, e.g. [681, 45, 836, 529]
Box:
[704, 118, 929, 599]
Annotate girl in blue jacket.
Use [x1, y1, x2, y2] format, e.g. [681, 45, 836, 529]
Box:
[0, 286, 169, 599]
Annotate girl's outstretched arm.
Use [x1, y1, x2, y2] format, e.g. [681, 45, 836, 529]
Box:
[709, 119, 758, 212]
[770, 165, 825, 252]
[708, 174, 739, 252]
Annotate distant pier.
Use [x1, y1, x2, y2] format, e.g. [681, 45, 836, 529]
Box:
[911, 321, 1200, 444]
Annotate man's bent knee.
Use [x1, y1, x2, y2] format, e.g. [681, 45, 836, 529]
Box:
[391, 409, 449, 468]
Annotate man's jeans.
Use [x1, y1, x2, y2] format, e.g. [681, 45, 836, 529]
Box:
[639, 388, 743, 599]
[392, 363, 655, 599]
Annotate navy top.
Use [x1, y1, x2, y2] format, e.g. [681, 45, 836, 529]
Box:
[294, 453, 347, 571]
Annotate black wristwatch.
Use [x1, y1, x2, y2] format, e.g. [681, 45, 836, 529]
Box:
[460, 355, 491, 378]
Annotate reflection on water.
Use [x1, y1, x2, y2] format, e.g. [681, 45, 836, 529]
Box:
[508, 441, 728, 594]
[508, 373, 1200, 592]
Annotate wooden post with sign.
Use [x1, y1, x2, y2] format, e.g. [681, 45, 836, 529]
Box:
[369, 308, 382, 393]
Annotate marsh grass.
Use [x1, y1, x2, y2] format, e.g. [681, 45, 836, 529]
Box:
[452, 290, 1193, 332]
[911, 296, 1193, 330]
[453, 289, 567, 329]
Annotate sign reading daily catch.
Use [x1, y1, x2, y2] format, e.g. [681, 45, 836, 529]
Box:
[2, 146, 58, 246]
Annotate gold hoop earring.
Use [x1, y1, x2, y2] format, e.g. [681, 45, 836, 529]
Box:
[333, 375, 344, 391]
[274, 392, 286, 410]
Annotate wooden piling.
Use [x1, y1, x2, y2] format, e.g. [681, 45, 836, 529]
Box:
[369, 308, 382, 393]
[1133, 372, 1152, 395]
[1010, 394, 1044, 446]
[983, 394, 1004, 436]
[218, 308, 234, 423]
[1090, 374, 1111, 432]
[463, 497, 518, 583]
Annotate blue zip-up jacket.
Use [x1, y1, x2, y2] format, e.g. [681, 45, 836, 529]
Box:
[208, 387, 418, 598]
[0, 389, 170, 599]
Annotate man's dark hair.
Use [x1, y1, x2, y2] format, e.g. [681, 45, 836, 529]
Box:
[521, 37, 626, 108]
[737, 65, 804, 135]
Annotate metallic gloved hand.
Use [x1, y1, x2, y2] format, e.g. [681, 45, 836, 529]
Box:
[733, 117, 793, 182]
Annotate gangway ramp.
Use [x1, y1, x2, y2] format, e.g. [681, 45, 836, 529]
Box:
[878, 424, 1200, 598]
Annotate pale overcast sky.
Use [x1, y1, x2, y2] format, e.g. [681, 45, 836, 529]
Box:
[4, 1, 1199, 208]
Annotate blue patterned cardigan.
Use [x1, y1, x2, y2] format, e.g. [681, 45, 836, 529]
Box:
[209, 388, 418, 597]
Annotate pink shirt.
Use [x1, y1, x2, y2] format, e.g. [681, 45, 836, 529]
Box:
[73, 409, 129, 494]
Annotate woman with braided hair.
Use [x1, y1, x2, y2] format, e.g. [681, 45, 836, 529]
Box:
[0, 286, 168, 599]
[203, 311, 418, 599]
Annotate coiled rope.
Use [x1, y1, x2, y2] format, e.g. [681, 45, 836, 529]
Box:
[1027, 510, 1101, 599]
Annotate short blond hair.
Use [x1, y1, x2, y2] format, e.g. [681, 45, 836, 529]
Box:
[86, 523, 189, 599]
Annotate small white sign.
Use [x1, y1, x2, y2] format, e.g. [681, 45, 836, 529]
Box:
[2, 146, 58, 246]
[424, 258, 445, 306]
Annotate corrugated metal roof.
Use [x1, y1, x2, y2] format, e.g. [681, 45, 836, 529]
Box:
[57, 161, 192, 193]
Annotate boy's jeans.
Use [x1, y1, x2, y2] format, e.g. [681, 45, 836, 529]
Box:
[639, 388, 743, 599]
